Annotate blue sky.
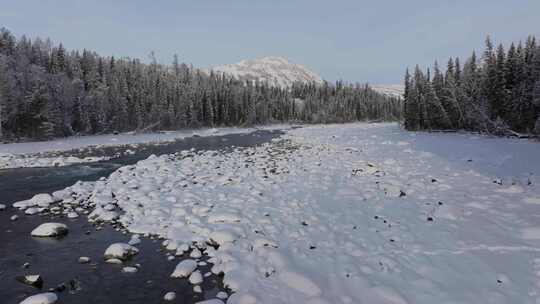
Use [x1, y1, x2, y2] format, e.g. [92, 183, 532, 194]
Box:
[1, 0, 539, 84]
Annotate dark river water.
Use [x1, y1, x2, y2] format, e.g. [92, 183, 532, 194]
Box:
[0, 130, 283, 304]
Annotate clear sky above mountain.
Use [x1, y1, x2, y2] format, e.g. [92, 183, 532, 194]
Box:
[1, 0, 539, 84]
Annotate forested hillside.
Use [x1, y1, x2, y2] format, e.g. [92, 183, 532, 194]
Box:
[0, 28, 401, 140]
[404, 36, 540, 135]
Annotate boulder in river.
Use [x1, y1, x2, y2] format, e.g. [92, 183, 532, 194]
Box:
[188, 270, 203, 285]
[104, 243, 139, 260]
[122, 266, 138, 273]
[163, 291, 176, 301]
[170, 259, 197, 278]
[16, 274, 44, 289]
[19, 292, 57, 304]
[78, 256, 91, 264]
[31, 223, 69, 237]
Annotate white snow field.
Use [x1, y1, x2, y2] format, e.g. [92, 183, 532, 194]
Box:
[0, 126, 286, 169]
[36, 123, 540, 303]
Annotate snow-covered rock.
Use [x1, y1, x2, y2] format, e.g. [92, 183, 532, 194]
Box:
[25, 207, 42, 215]
[224, 294, 256, 304]
[128, 235, 141, 246]
[188, 270, 203, 285]
[14, 193, 56, 210]
[16, 274, 44, 288]
[105, 258, 123, 264]
[189, 248, 202, 259]
[78, 256, 91, 264]
[195, 300, 224, 304]
[104, 243, 139, 260]
[19, 292, 57, 304]
[31, 223, 69, 237]
[171, 259, 198, 278]
[216, 291, 228, 300]
[208, 231, 237, 245]
[163, 292, 176, 301]
[122, 266, 138, 273]
[0, 203, 6, 210]
[89, 209, 119, 222]
[32, 194, 56, 207]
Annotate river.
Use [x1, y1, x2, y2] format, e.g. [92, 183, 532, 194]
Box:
[0, 130, 283, 304]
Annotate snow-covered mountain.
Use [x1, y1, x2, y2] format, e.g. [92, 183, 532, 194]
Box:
[207, 57, 403, 99]
[370, 84, 404, 98]
[206, 56, 324, 88]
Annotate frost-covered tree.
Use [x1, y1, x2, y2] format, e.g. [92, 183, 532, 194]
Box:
[0, 28, 403, 140]
[404, 35, 540, 135]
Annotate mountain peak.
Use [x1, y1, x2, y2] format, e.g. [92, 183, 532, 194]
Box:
[208, 57, 323, 88]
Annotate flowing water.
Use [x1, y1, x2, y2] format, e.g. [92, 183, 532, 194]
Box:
[0, 130, 283, 304]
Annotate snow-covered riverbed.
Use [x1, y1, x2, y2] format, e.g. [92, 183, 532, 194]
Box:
[13, 123, 540, 303]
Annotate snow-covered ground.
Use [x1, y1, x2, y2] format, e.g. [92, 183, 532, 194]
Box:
[15, 123, 540, 303]
[0, 126, 287, 169]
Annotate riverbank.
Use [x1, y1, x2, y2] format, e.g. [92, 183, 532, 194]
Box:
[0, 125, 291, 169]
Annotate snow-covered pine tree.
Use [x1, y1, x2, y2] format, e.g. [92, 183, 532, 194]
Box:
[441, 67, 463, 129]
[424, 71, 451, 130]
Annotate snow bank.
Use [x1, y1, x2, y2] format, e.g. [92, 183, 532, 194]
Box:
[0, 126, 282, 155]
[0, 153, 110, 170]
[40, 122, 540, 303]
[0, 126, 289, 169]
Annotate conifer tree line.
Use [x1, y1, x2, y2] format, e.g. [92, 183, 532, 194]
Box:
[0, 28, 401, 140]
[404, 35, 540, 135]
